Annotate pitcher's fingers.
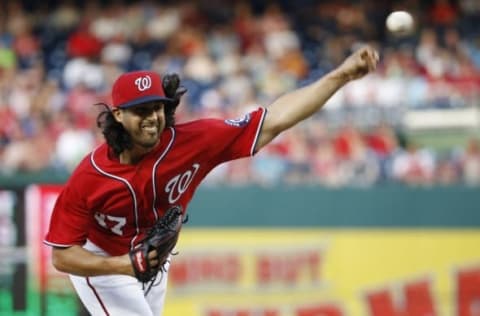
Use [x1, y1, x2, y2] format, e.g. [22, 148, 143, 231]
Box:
[370, 48, 380, 67]
[373, 49, 380, 63]
[150, 258, 159, 268]
[148, 249, 158, 259]
[365, 48, 378, 71]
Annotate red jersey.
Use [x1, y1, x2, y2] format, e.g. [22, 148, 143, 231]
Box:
[44, 108, 266, 255]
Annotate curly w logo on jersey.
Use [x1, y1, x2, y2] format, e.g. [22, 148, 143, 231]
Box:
[165, 164, 200, 204]
[135, 75, 152, 91]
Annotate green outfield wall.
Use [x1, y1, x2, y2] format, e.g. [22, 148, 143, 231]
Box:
[187, 184, 480, 227]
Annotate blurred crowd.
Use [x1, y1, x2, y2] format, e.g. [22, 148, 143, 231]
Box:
[0, 0, 479, 187]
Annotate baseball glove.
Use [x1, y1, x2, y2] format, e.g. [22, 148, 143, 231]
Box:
[162, 73, 187, 128]
[162, 73, 187, 108]
[129, 205, 185, 293]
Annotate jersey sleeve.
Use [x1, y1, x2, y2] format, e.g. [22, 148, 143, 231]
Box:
[204, 107, 267, 164]
[44, 180, 91, 248]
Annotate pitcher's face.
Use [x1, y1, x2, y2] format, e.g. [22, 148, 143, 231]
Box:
[114, 101, 166, 149]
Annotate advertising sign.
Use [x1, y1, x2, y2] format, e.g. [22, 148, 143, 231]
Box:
[165, 229, 480, 316]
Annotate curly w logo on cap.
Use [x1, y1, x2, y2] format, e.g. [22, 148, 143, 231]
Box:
[112, 71, 174, 108]
[135, 75, 152, 91]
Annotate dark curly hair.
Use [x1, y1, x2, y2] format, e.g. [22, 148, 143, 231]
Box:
[96, 103, 177, 156]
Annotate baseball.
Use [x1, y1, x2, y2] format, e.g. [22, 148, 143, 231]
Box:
[386, 11, 414, 35]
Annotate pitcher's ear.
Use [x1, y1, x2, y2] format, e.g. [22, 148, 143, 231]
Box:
[112, 108, 123, 123]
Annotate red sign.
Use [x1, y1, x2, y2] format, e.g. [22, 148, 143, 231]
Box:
[25, 184, 66, 292]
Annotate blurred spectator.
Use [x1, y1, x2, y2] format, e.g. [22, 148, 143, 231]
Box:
[54, 126, 95, 171]
[67, 25, 103, 59]
[391, 142, 436, 186]
[429, 0, 458, 27]
[460, 138, 480, 186]
[311, 139, 345, 187]
[435, 155, 461, 185]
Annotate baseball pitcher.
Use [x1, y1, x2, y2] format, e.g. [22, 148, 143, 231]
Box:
[44, 46, 379, 315]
